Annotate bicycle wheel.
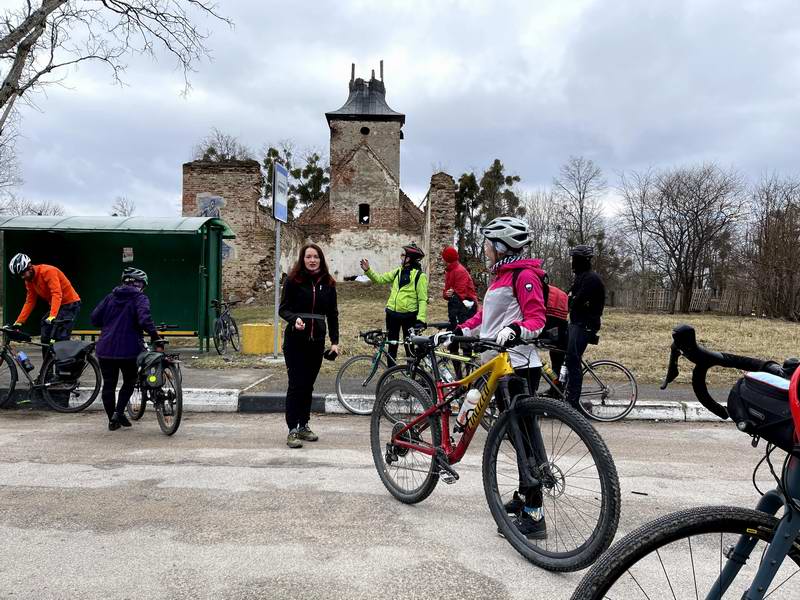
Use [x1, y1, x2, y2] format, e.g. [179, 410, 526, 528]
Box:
[40, 354, 101, 413]
[335, 354, 387, 415]
[227, 316, 240, 352]
[572, 506, 800, 599]
[370, 378, 441, 504]
[483, 396, 620, 572]
[376, 363, 436, 399]
[213, 318, 227, 355]
[155, 364, 182, 435]
[0, 352, 18, 408]
[126, 383, 147, 420]
[577, 360, 638, 422]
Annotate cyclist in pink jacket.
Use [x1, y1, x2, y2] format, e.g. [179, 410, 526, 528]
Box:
[458, 216, 548, 540]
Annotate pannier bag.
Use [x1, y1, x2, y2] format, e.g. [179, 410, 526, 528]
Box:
[727, 371, 796, 454]
[52, 341, 92, 380]
[137, 351, 165, 388]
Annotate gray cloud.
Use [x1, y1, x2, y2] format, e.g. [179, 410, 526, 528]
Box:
[14, 0, 800, 216]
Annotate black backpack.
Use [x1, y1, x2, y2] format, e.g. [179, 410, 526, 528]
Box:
[511, 267, 550, 308]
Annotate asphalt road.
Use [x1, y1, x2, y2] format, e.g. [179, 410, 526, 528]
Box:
[0, 412, 781, 599]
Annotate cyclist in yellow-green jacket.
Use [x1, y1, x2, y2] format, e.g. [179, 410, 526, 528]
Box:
[360, 242, 428, 366]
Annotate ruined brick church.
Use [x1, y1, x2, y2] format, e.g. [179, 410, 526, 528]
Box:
[182, 63, 455, 298]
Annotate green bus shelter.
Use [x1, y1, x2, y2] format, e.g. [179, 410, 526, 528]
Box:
[0, 216, 235, 352]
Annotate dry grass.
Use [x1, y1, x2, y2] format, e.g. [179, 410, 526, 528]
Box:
[587, 309, 800, 385]
[192, 282, 800, 385]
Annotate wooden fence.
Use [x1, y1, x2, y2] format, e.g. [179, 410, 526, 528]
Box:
[610, 287, 758, 316]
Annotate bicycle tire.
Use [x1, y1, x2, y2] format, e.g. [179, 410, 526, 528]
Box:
[155, 364, 183, 435]
[0, 352, 18, 408]
[576, 360, 638, 422]
[483, 396, 620, 572]
[228, 316, 240, 352]
[336, 354, 387, 415]
[572, 506, 800, 599]
[370, 378, 441, 504]
[213, 318, 226, 355]
[126, 384, 147, 420]
[376, 363, 436, 399]
[40, 353, 101, 413]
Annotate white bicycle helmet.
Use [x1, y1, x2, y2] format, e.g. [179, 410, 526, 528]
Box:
[481, 217, 531, 251]
[122, 267, 148, 286]
[8, 253, 31, 276]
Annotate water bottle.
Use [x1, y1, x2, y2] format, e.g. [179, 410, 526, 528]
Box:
[457, 388, 482, 426]
[17, 350, 34, 372]
[440, 362, 454, 383]
[542, 362, 557, 383]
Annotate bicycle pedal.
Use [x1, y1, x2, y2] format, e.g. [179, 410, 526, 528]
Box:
[439, 471, 458, 484]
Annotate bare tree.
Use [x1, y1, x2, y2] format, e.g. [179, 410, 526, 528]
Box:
[0, 195, 65, 215]
[110, 195, 135, 216]
[0, 1, 232, 134]
[523, 188, 571, 287]
[553, 156, 606, 245]
[0, 115, 21, 196]
[745, 173, 800, 319]
[621, 164, 745, 313]
[193, 128, 253, 162]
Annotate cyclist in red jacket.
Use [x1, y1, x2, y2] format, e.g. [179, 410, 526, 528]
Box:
[441, 246, 479, 376]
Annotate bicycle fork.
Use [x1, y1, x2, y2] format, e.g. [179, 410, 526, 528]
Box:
[709, 458, 800, 599]
[500, 380, 543, 498]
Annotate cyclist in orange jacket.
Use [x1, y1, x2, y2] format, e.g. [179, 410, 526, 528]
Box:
[8, 253, 81, 354]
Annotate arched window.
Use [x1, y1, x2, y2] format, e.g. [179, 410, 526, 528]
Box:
[358, 203, 370, 225]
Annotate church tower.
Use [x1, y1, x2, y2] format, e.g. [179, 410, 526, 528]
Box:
[325, 61, 405, 231]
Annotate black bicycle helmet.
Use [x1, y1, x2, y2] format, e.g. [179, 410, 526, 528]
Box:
[402, 242, 425, 260]
[8, 253, 31, 275]
[481, 217, 531, 250]
[569, 245, 595, 258]
[122, 267, 148, 286]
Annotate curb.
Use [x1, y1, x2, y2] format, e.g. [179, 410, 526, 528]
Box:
[4, 391, 725, 422]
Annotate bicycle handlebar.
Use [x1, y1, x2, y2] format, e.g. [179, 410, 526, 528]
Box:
[661, 324, 783, 420]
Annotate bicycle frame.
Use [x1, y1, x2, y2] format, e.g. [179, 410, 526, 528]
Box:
[390, 349, 515, 464]
[709, 456, 800, 599]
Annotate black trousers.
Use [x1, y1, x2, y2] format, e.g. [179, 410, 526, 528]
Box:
[284, 334, 324, 430]
[544, 316, 568, 377]
[41, 301, 81, 358]
[565, 323, 593, 403]
[447, 298, 478, 378]
[99, 357, 138, 420]
[385, 311, 417, 367]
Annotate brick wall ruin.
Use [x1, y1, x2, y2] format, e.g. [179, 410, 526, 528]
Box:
[423, 172, 457, 298]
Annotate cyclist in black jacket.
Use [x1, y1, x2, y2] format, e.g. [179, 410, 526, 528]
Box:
[565, 245, 605, 406]
[279, 243, 340, 449]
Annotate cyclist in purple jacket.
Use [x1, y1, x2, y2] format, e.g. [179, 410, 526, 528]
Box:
[91, 268, 160, 431]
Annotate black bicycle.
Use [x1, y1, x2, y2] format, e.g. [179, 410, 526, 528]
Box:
[211, 299, 240, 355]
[126, 327, 183, 435]
[572, 324, 800, 599]
[0, 322, 101, 412]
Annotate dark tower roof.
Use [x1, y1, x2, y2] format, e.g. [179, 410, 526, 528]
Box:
[326, 62, 405, 125]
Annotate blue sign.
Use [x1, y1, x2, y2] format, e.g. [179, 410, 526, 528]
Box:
[273, 163, 289, 223]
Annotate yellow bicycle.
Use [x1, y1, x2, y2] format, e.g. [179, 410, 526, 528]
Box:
[370, 331, 621, 572]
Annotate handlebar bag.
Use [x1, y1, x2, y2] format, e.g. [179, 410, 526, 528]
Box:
[136, 351, 165, 388]
[53, 340, 92, 380]
[727, 371, 795, 453]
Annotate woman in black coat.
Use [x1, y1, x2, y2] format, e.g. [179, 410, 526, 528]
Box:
[279, 243, 339, 448]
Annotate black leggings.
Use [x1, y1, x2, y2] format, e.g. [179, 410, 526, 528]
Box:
[385, 311, 417, 367]
[99, 358, 138, 420]
[494, 366, 543, 509]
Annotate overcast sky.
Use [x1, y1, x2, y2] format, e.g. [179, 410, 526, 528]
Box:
[11, 0, 800, 217]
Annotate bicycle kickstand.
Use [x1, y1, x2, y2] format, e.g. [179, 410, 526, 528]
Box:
[435, 449, 460, 484]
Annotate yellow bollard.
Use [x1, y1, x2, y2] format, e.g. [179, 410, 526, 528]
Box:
[241, 323, 281, 355]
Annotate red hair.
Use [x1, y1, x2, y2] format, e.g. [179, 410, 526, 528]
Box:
[288, 243, 335, 286]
